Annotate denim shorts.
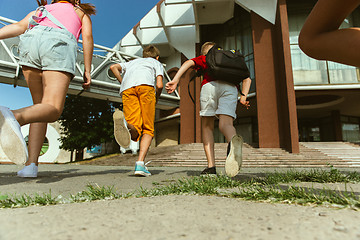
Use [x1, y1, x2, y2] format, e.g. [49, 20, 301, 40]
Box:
[19, 25, 78, 75]
[200, 81, 238, 119]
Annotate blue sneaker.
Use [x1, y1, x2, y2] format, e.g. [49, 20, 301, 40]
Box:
[134, 161, 151, 177]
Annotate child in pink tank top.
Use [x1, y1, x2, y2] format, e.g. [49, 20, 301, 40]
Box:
[0, 0, 96, 178]
[39, 2, 82, 40]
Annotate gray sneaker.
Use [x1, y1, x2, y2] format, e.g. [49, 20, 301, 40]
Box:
[225, 134, 243, 177]
[113, 109, 131, 148]
[17, 163, 38, 178]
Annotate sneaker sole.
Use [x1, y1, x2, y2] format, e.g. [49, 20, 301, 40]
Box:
[113, 110, 131, 148]
[134, 171, 151, 177]
[0, 110, 27, 165]
[17, 173, 38, 178]
[225, 135, 243, 177]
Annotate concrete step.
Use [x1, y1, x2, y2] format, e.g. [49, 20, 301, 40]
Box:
[147, 142, 360, 168]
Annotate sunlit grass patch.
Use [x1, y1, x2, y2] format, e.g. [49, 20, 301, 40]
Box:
[230, 185, 360, 209]
[256, 167, 360, 185]
[0, 168, 359, 209]
[143, 170, 360, 209]
[0, 192, 57, 208]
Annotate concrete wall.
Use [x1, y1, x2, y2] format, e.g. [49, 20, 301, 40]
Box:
[155, 118, 180, 147]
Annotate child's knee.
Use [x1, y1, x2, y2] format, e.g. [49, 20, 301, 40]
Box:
[142, 129, 154, 138]
[299, 31, 322, 60]
[298, 31, 312, 55]
[130, 131, 140, 142]
[48, 106, 63, 122]
[218, 120, 234, 132]
[218, 123, 228, 132]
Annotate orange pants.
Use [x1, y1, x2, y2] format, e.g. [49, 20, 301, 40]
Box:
[122, 85, 156, 142]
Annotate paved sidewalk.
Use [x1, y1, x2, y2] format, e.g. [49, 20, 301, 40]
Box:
[0, 164, 203, 196]
[0, 164, 359, 197]
[1, 164, 360, 240]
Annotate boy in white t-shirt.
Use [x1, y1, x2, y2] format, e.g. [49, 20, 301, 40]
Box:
[110, 45, 164, 176]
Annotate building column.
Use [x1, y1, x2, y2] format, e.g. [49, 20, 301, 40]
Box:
[179, 51, 202, 144]
[332, 110, 343, 141]
[251, 0, 299, 153]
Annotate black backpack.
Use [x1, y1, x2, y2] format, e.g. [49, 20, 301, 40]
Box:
[205, 45, 250, 85]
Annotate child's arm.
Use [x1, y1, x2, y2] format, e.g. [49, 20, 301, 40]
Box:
[110, 64, 123, 84]
[155, 75, 164, 103]
[81, 14, 93, 90]
[165, 60, 195, 94]
[239, 77, 251, 109]
[0, 11, 34, 40]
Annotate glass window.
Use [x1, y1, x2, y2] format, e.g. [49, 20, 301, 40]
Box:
[310, 127, 321, 141]
[291, 45, 329, 85]
[327, 61, 358, 84]
[341, 116, 349, 122]
[342, 123, 360, 142]
[288, 2, 360, 85]
[200, 5, 255, 92]
[349, 117, 360, 123]
[288, 13, 307, 45]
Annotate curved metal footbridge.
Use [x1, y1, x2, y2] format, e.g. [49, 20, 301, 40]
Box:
[0, 16, 180, 111]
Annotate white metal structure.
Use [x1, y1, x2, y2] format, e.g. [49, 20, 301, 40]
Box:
[115, 0, 278, 60]
[0, 16, 180, 111]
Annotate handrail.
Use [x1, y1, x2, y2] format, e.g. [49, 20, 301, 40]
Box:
[0, 15, 180, 100]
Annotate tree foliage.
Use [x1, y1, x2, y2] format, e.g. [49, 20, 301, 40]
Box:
[59, 95, 115, 152]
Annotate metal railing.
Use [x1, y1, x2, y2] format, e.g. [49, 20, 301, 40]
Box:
[0, 16, 180, 106]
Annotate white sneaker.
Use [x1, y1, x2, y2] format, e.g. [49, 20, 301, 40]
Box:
[0, 106, 28, 165]
[113, 109, 131, 148]
[17, 163, 38, 178]
[225, 134, 243, 177]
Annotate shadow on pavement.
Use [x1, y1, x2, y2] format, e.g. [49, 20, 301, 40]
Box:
[127, 169, 165, 177]
[0, 168, 132, 185]
[165, 170, 200, 177]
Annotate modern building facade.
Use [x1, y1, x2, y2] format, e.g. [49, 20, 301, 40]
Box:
[113, 0, 360, 153]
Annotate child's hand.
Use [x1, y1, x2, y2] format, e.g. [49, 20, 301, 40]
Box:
[82, 71, 91, 90]
[239, 96, 250, 109]
[165, 81, 178, 94]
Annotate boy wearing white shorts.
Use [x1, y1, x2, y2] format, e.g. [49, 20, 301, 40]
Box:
[165, 42, 252, 177]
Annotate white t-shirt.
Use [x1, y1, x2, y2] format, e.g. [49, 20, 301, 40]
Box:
[119, 57, 164, 94]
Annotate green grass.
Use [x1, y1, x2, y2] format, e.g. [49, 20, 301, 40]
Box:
[255, 167, 360, 185]
[0, 192, 57, 208]
[0, 168, 359, 209]
[231, 185, 360, 209]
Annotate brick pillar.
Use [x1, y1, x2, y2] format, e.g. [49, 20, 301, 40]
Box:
[179, 49, 202, 144]
[251, 0, 299, 153]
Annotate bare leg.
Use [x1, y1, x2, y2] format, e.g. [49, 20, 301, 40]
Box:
[19, 68, 46, 166]
[26, 123, 47, 166]
[218, 114, 236, 143]
[299, 0, 360, 67]
[137, 134, 152, 163]
[13, 69, 71, 125]
[202, 116, 215, 168]
[14, 67, 71, 165]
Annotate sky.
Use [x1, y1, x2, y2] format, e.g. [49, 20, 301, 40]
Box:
[0, 0, 159, 109]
